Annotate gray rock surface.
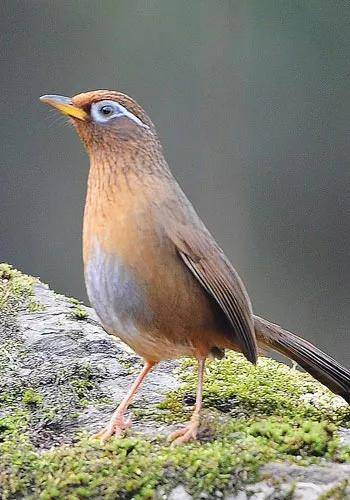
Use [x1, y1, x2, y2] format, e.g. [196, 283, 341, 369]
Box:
[1, 282, 180, 448]
[245, 463, 350, 499]
[1, 276, 349, 499]
[167, 485, 193, 500]
[173, 467, 350, 500]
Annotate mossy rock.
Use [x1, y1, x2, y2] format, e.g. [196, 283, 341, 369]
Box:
[0, 264, 349, 499]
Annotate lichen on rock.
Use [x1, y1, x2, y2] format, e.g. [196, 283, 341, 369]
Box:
[0, 263, 44, 314]
[0, 264, 349, 499]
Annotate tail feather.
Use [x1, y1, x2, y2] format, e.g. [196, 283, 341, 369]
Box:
[253, 315, 350, 404]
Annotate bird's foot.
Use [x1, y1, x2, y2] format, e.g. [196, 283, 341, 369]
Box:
[91, 414, 132, 442]
[168, 415, 200, 445]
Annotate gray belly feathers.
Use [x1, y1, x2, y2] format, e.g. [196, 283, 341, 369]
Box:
[84, 241, 153, 340]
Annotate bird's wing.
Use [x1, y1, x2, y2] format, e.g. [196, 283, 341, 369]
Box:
[167, 221, 258, 364]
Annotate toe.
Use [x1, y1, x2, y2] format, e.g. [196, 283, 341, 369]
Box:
[91, 427, 109, 439]
[90, 413, 133, 442]
[91, 428, 112, 442]
[167, 427, 187, 442]
[91, 419, 131, 442]
[168, 424, 198, 445]
[171, 429, 196, 446]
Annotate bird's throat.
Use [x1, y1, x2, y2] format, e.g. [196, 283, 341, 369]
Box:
[83, 152, 160, 263]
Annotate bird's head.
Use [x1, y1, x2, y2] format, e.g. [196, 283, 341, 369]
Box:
[40, 90, 157, 154]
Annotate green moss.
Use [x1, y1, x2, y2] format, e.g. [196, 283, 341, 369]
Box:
[69, 297, 82, 306]
[22, 390, 43, 407]
[0, 417, 347, 499]
[68, 297, 89, 320]
[0, 267, 349, 497]
[0, 411, 28, 435]
[0, 340, 29, 384]
[0, 263, 43, 313]
[159, 353, 350, 426]
[0, 353, 349, 499]
[69, 297, 89, 320]
[118, 358, 139, 376]
[71, 304, 89, 320]
[248, 419, 337, 457]
[55, 363, 111, 409]
[319, 480, 349, 499]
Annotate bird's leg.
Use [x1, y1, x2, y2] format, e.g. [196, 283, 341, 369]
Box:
[92, 360, 155, 441]
[168, 358, 205, 445]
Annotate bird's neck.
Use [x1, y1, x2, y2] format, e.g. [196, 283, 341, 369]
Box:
[86, 145, 170, 200]
[83, 145, 172, 262]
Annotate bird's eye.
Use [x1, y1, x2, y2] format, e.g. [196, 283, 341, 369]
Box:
[91, 99, 149, 129]
[99, 105, 114, 116]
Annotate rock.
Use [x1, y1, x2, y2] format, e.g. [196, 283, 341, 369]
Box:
[0, 264, 349, 499]
[1, 279, 180, 448]
[260, 463, 350, 499]
[225, 492, 247, 500]
[168, 485, 193, 500]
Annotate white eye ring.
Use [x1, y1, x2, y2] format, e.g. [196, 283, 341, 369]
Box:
[91, 100, 149, 129]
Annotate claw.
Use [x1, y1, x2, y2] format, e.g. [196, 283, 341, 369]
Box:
[89, 362, 155, 443]
[168, 417, 200, 445]
[91, 416, 132, 442]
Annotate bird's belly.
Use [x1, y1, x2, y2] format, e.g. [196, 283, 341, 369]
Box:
[84, 241, 153, 345]
[84, 240, 200, 360]
[84, 235, 229, 360]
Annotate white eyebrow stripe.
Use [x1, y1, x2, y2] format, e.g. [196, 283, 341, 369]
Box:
[91, 100, 150, 129]
[116, 103, 149, 129]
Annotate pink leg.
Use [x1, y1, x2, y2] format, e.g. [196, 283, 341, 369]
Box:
[168, 358, 205, 445]
[92, 361, 155, 442]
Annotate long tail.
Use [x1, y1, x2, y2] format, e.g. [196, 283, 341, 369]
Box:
[253, 315, 350, 404]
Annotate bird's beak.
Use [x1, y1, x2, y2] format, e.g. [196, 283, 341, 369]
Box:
[39, 95, 88, 121]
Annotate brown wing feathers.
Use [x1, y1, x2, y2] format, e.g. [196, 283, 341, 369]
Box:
[179, 250, 257, 364]
[168, 220, 257, 364]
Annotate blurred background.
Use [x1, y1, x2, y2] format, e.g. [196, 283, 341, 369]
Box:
[1, 1, 349, 364]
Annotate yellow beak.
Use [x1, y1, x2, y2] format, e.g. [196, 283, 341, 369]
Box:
[40, 95, 88, 121]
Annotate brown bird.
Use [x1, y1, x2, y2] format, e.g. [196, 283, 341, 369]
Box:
[40, 90, 350, 444]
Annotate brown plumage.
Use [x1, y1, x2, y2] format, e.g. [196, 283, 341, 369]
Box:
[40, 90, 350, 444]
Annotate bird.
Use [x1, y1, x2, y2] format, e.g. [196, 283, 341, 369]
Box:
[40, 90, 350, 444]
